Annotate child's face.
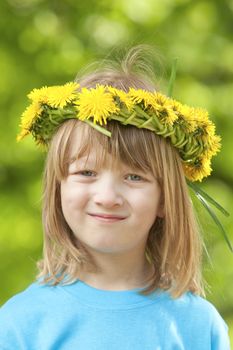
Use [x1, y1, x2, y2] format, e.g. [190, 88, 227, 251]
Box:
[60, 129, 163, 256]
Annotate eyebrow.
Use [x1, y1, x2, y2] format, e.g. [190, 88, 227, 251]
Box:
[69, 155, 152, 175]
[69, 157, 99, 169]
[70, 155, 93, 163]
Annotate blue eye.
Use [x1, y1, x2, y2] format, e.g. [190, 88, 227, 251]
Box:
[79, 170, 96, 177]
[127, 174, 143, 181]
[74, 170, 143, 181]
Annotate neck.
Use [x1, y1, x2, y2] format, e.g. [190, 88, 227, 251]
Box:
[79, 248, 154, 291]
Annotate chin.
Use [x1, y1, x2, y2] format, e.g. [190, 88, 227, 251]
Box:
[85, 243, 130, 255]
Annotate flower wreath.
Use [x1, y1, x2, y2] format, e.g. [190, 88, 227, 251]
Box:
[17, 62, 232, 251]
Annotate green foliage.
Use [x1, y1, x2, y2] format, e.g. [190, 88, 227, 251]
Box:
[0, 0, 232, 345]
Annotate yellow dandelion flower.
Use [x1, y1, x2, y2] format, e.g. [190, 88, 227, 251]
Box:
[107, 86, 134, 110]
[16, 129, 30, 142]
[198, 157, 212, 180]
[210, 134, 221, 155]
[151, 92, 178, 125]
[205, 122, 216, 136]
[154, 92, 172, 106]
[177, 105, 197, 132]
[193, 112, 220, 152]
[204, 120, 216, 135]
[193, 108, 209, 122]
[47, 82, 79, 108]
[129, 88, 154, 108]
[187, 107, 210, 133]
[20, 102, 42, 130]
[76, 85, 120, 125]
[203, 134, 221, 158]
[17, 102, 42, 141]
[163, 107, 178, 125]
[28, 86, 50, 104]
[183, 158, 212, 182]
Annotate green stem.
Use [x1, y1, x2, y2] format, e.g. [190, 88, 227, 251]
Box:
[187, 181, 232, 253]
[84, 119, 111, 137]
[187, 180, 230, 216]
[167, 58, 178, 98]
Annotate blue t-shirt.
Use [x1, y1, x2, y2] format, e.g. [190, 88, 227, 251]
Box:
[0, 280, 230, 349]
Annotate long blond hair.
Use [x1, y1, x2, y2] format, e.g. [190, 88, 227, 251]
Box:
[37, 46, 204, 297]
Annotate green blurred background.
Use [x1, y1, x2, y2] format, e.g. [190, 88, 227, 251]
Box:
[0, 0, 233, 344]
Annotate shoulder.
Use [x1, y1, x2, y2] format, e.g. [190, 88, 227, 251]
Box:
[0, 281, 60, 324]
[186, 292, 227, 323]
[185, 293, 230, 348]
[166, 291, 228, 326]
[171, 291, 218, 310]
[0, 281, 65, 348]
[1, 281, 51, 305]
[151, 290, 229, 336]
[167, 292, 229, 342]
[149, 291, 230, 349]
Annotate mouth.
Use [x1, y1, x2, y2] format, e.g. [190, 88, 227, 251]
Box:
[88, 213, 126, 222]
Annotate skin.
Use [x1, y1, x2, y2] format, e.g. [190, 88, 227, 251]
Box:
[60, 128, 163, 291]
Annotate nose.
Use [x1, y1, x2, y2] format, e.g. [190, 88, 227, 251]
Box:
[93, 174, 124, 208]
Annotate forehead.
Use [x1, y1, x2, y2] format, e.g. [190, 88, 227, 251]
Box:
[66, 120, 156, 174]
[69, 125, 124, 169]
[69, 125, 99, 158]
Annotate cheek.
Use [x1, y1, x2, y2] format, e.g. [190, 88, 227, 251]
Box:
[135, 187, 161, 223]
[135, 186, 160, 210]
[60, 183, 88, 215]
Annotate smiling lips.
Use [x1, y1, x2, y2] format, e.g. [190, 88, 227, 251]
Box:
[88, 213, 126, 222]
